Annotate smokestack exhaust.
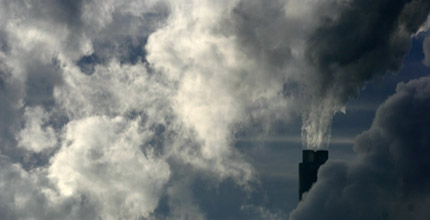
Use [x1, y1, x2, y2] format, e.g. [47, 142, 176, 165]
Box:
[299, 150, 328, 201]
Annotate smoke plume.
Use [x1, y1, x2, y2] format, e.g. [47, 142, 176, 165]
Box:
[291, 76, 430, 220]
[301, 0, 430, 148]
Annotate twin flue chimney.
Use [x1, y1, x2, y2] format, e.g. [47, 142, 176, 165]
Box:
[299, 150, 328, 201]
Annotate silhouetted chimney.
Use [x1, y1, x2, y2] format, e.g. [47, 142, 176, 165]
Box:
[299, 150, 328, 201]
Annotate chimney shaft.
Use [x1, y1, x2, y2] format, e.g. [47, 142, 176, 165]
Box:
[299, 150, 328, 201]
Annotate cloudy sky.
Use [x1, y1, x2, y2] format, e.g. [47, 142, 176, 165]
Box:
[0, 0, 430, 219]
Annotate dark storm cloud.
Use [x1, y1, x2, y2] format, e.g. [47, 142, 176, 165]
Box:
[229, 0, 430, 149]
[307, 0, 430, 102]
[300, 0, 430, 148]
[290, 76, 430, 220]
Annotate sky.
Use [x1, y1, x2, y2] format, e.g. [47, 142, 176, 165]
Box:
[0, 0, 430, 219]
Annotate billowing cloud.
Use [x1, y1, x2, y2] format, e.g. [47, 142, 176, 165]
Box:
[301, 0, 430, 148]
[17, 106, 57, 152]
[0, 155, 100, 220]
[291, 76, 430, 220]
[49, 116, 171, 219]
[0, 0, 257, 218]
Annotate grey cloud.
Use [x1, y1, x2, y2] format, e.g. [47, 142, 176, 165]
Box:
[228, 0, 430, 149]
[77, 3, 170, 74]
[0, 0, 83, 27]
[0, 0, 258, 216]
[0, 0, 176, 219]
[0, 30, 8, 52]
[24, 57, 63, 108]
[48, 116, 171, 219]
[28, 0, 83, 27]
[423, 36, 430, 66]
[0, 60, 27, 163]
[307, 0, 430, 95]
[301, 0, 430, 148]
[290, 76, 430, 220]
[0, 156, 100, 220]
[231, 0, 293, 69]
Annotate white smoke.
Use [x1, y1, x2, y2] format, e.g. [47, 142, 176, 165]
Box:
[299, 0, 430, 149]
[290, 76, 430, 220]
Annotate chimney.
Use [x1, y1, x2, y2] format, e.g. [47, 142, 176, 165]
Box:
[298, 150, 328, 201]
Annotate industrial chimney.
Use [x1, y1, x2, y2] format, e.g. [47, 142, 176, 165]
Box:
[298, 150, 328, 201]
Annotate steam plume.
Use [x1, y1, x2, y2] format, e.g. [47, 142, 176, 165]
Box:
[291, 76, 430, 220]
[301, 0, 430, 149]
